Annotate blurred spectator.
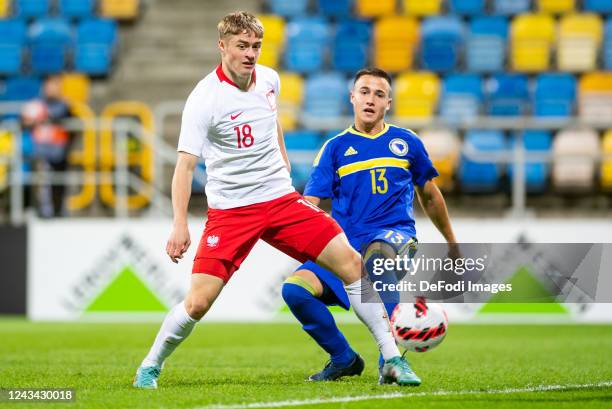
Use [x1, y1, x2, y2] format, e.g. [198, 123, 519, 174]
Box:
[20, 75, 71, 218]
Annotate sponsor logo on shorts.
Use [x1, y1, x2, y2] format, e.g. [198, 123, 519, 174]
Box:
[207, 235, 220, 248]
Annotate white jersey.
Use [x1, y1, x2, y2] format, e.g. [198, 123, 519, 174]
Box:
[177, 64, 294, 209]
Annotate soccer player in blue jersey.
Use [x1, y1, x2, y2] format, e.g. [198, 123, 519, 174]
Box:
[281, 68, 458, 385]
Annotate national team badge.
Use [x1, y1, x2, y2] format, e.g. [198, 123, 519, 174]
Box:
[206, 235, 220, 248]
[389, 138, 409, 156]
[266, 90, 277, 111]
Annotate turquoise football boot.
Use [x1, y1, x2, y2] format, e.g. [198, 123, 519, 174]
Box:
[133, 365, 161, 389]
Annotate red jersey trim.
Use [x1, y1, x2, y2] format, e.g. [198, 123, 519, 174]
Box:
[216, 64, 256, 89]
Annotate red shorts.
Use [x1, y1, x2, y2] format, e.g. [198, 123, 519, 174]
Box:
[192, 192, 343, 282]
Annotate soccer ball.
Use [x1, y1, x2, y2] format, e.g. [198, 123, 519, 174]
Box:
[390, 298, 448, 352]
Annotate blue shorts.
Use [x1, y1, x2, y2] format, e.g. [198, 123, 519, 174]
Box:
[295, 227, 418, 309]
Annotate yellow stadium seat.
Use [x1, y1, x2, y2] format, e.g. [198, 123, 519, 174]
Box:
[100, 0, 140, 20]
[0, 0, 10, 17]
[537, 0, 575, 14]
[0, 130, 13, 192]
[420, 129, 460, 191]
[511, 14, 556, 72]
[356, 0, 396, 18]
[258, 45, 281, 69]
[394, 72, 440, 119]
[374, 16, 419, 73]
[579, 72, 612, 121]
[601, 130, 612, 190]
[61, 73, 90, 104]
[558, 14, 603, 72]
[257, 15, 285, 69]
[278, 72, 303, 131]
[403, 0, 442, 16]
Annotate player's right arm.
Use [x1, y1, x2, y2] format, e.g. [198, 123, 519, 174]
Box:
[166, 152, 198, 263]
[303, 137, 336, 207]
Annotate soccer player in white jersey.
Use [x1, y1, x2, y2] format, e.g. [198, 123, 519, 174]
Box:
[133, 11, 417, 389]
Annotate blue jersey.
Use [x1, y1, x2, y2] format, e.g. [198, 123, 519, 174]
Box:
[304, 123, 439, 244]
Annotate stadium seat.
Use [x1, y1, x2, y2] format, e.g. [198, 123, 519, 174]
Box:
[356, 0, 395, 18]
[304, 73, 347, 118]
[578, 72, 612, 121]
[75, 18, 117, 75]
[508, 130, 552, 193]
[0, 0, 10, 17]
[28, 18, 73, 74]
[583, 0, 612, 14]
[605, 19, 612, 70]
[459, 130, 507, 193]
[59, 0, 95, 19]
[333, 19, 371, 73]
[601, 130, 612, 190]
[467, 16, 508, 72]
[257, 15, 284, 69]
[420, 129, 460, 191]
[537, 0, 575, 14]
[403, 0, 442, 16]
[267, 0, 308, 17]
[493, 0, 531, 15]
[440, 74, 483, 123]
[449, 0, 485, 15]
[421, 17, 465, 72]
[394, 72, 440, 119]
[284, 17, 329, 73]
[100, 0, 140, 20]
[278, 72, 304, 131]
[0, 20, 27, 75]
[284, 130, 321, 188]
[552, 129, 598, 192]
[487, 74, 529, 116]
[2, 76, 42, 101]
[60, 72, 90, 103]
[534, 73, 576, 117]
[511, 14, 556, 72]
[374, 16, 419, 73]
[558, 13, 603, 72]
[15, 0, 49, 19]
[316, 0, 352, 17]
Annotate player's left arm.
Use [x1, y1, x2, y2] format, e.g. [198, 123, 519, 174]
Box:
[415, 180, 460, 258]
[276, 119, 291, 173]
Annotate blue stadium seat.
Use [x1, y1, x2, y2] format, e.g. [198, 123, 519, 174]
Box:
[28, 18, 73, 74]
[492, 0, 531, 15]
[440, 74, 483, 123]
[304, 73, 347, 117]
[534, 73, 576, 117]
[284, 17, 330, 73]
[584, 0, 612, 13]
[487, 74, 529, 116]
[59, 0, 95, 19]
[284, 130, 322, 188]
[15, 0, 49, 18]
[605, 19, 612, 70]
[467, 17, 508, 72]
[2, 76, 42, 101]
[448, 0, 485, 15]
[75, 19, 118, 75]
[459, 130, 507, 193]
[268, 0, 308, 17]
[421, 17, 465, 72]
[0, 20, 27, 74]
[508, 130, 551, 193]
[316, 0, 352, 17]
[332, 19, 371, 73]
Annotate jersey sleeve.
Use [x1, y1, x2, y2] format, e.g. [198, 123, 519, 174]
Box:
[410, 136, 439, 187]
[177, 86, 211, 157]
[273, 70, 281, 98]
[304, 139, 335, 199]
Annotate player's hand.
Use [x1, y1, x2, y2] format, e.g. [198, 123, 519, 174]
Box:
[166, 223, 191, 264]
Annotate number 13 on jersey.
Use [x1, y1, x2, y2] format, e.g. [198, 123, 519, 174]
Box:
[370, 169, 388, 194]
[234, 124, 254, 148]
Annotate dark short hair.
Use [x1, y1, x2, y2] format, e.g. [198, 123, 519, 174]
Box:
[353, 68, 392, 88]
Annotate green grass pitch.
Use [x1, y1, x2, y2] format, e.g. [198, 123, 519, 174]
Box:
[1, 318, 611, 408]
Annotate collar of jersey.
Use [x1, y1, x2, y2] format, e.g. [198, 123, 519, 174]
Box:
[346, 123, 390, 139]
[216, 64, 257, 90]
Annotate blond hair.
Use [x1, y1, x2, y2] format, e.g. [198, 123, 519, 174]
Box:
[218, 11, 264, 39]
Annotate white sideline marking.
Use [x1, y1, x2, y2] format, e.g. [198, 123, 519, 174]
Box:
[195, 381, 612, 409]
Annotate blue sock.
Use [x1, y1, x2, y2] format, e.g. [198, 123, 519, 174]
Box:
[282, 282, 357, 367]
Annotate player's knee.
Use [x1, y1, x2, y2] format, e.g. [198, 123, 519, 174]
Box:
[185, 296, 212, 320]
[341, 251, 363, 284]
[281, 280, 314, 308]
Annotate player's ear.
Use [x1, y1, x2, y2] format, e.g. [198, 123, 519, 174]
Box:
[386, 98, 392, 111]
[218, 38, 226, 54]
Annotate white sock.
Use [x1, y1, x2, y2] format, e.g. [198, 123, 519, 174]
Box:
[141, 302, 199, 367]
[345, 278, 400, 361]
